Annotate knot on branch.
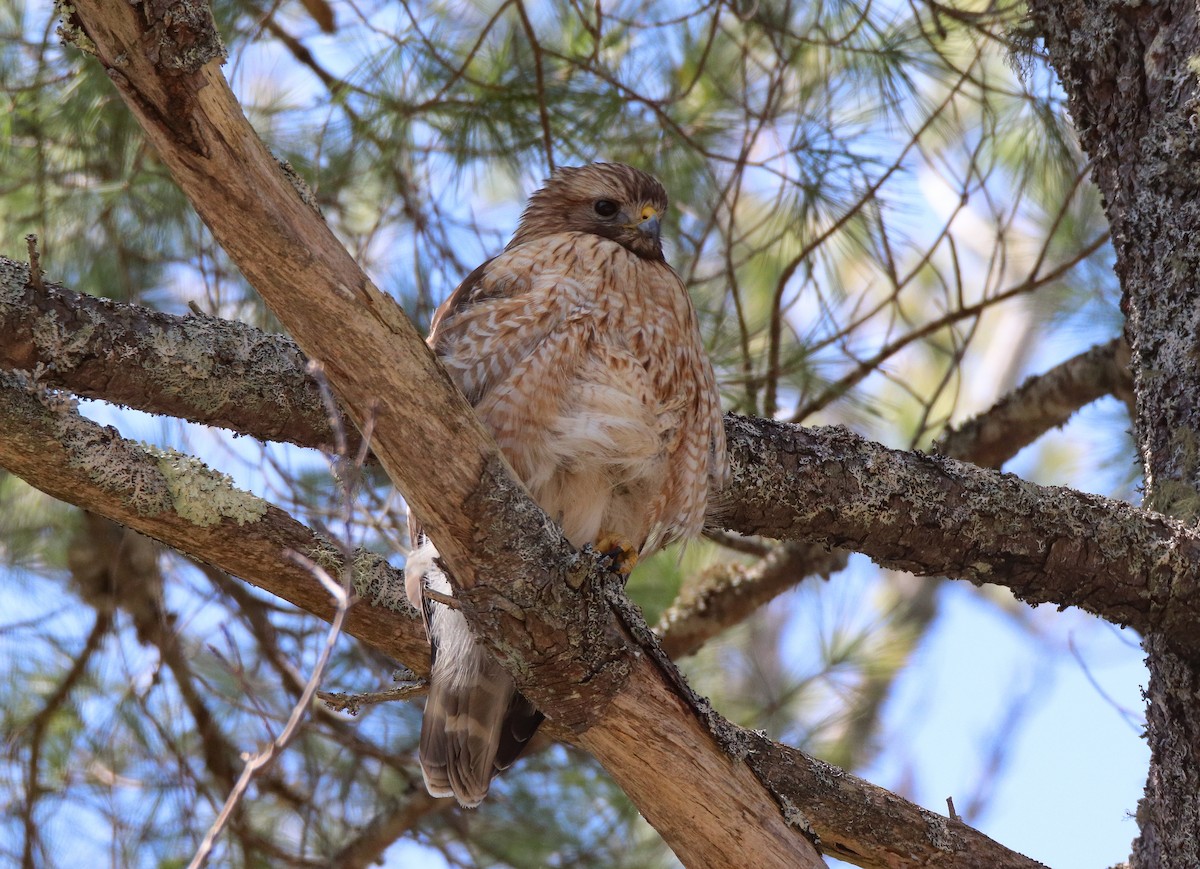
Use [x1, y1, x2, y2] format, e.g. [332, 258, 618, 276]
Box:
[140, 0, 225, 72]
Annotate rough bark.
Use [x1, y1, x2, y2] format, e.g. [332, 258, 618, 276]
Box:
[1026, 2, 1200, 866]
[0, 0, 1171, 862]
[724, 415, 1200, 657]
[0, 369, 430, 669]
[740, 731, 1043, 869]
[0, 370, 1048, 869]
[0, 257, 348, 453]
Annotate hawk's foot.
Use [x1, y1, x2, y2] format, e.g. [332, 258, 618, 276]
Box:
[595, 532, 638, 580]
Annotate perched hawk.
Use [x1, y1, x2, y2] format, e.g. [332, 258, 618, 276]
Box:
[405, 163, 728, 807]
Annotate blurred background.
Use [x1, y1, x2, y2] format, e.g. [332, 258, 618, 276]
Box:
[0, 0, 1144, 866]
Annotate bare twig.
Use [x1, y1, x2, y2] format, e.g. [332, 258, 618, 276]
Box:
[17, 613, 111, 869]
[186, 566, 350, 868]
[937, 336, 1132, 467]
[317, 682, 429, 715]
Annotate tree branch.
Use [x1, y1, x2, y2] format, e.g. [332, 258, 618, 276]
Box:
[36, 3, 829, 862]
[1, 261, 1161, 645]
[936, 337, 1133, 468]
[0, 370, 430, 670]
[724, 415, 1200, 657]
[0, 257, 352, 455]
[657, 542, 846, 659]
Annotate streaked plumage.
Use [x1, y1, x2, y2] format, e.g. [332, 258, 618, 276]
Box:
[406, 163, 727, 806]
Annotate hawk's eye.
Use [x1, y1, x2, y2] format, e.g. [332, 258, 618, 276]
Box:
[593, 199, 619, 218]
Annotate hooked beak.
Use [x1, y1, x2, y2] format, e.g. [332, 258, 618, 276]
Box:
[636, 207, 661, 241]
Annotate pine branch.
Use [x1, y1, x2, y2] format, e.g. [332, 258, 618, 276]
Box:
[0, 312, 1051, 869]
[657, 541, 846, 660]
[725, 415, 1200, 657]
[936, 337, 1133, 468]
[0, 257, 351, 455]
[12, 1, 1062, 861]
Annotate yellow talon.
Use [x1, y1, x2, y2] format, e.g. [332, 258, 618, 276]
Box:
[595, 532, 638, 578]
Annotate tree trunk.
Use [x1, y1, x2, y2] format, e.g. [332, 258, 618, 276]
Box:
[1028, 2, 1200, 865]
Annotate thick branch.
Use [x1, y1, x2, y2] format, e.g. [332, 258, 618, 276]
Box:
[0, 343, 1047, 869]
[0, 264, 1164, 645]
[723, 415, 1200, 659]
[739, 730, 1044, 869]
[0, 256, 351, 453]
[0, 370, 430, 671]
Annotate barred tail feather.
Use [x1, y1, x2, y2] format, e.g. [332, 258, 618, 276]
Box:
[409, 539, 543, 807]
[420, 642, 516, 807]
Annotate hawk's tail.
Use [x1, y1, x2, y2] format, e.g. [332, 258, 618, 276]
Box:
[410, 541, 544, 807]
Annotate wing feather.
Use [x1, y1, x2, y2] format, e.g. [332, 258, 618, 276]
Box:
[409, 226, 726, 807]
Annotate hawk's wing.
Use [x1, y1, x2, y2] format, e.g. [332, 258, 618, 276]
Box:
[407, 231, 725, 806]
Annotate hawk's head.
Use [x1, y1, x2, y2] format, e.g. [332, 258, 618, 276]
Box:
[508, 163, 670, 261]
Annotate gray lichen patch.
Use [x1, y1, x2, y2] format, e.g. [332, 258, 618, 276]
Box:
[30, 307, 99, 372]
[150, 446, 268, 527]
[145, 315, 325, 424]
[778, 795, 818, 840]
[54, 412, 175, 517]
[1, 367, 169, 516]
[352, 550, 416, 615]
[142, 0, 227, 72]
[0, 258, 31, 308]
[921, 809, 960, 852]
[305, 535, 413, 615]
[147, 321, 218, 381]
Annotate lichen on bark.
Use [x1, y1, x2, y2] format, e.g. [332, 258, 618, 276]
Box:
[149, 446, 268, 527]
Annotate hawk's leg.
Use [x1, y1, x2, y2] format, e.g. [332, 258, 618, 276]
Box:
[594, 532, 638, 580]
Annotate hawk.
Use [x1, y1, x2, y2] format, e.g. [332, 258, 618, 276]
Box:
[405, 162, 728, 807]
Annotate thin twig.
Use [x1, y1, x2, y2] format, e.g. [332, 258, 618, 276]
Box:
[317, 682, 429, 715]
[18, 612, 110, 869]
[514, 0, 556, 171]
[188, 370, 369, 868]
[187, 557, 350, 869]
[421, 587, 460, 610]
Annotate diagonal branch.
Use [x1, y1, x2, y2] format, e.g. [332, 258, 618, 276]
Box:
[937, 336, 1133, 468]
[0, 345, 1047, 869]
[0, 370, 430, 670]
[44, 3, 826, 864]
